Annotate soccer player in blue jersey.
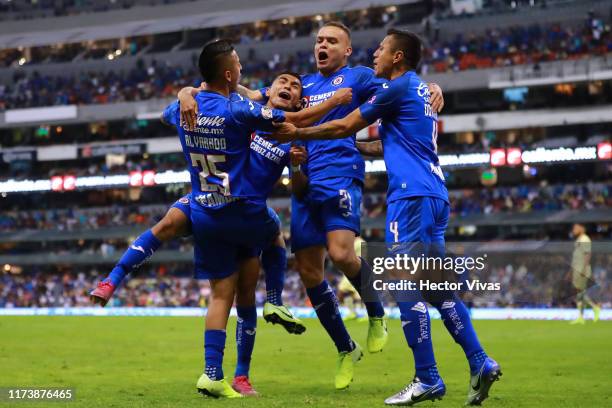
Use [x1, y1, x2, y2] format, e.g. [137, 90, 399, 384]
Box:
[239, 22, 443, 389]
[271, 29, 501, 406]
[98, 37, 353, 398]
[239, 21, 445, 390]
[91, 70, 350, 396]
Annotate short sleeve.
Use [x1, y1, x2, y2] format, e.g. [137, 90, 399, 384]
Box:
[161, 100, 179, 126]
[259, 87, 270, 102]
[354, 67, 386, 104]
[232, 99, 286, 132]
[359, 81, 401, 124]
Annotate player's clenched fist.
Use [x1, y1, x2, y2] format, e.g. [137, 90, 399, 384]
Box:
[331, 87, 353, 106]
[271, 122, 299, 143]
[290, 145, 307, 166]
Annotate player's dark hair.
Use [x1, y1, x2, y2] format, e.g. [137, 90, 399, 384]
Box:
[277, 71, 302, 83]
[322, 21, 351, 40]
[386, 28, 422, 70]
[198, 39, 235, 82]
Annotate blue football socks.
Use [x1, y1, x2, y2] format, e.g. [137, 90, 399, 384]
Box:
[107, 229, 161, 286]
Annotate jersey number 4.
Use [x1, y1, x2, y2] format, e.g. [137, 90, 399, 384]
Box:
[190, 153, 230, 195]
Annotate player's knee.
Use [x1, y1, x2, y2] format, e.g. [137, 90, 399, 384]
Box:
[328, 244, 356, 271]
[152, 216, 178, 241]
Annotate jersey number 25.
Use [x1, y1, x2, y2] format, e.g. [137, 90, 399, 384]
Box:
[190, 153, 230, 195]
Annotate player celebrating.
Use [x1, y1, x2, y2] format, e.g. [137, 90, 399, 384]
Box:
[569, 223, 600, 324]
[238, 21, 444, 390]
[156, 39, 358, 399]
[271, 29, 501, 406]
[90, 70, 352, 396]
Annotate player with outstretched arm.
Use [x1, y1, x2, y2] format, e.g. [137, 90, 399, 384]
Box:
[235, 21, 445, 389]
[271, 29, 501, 406]
[111, 39, 354, 399]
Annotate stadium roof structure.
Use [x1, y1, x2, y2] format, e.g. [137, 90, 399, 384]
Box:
[0, 0, 606, 49]
[0, 0, 416, 49]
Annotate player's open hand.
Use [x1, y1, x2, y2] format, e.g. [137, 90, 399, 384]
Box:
[271, 121, 299, 143]
[178, 87, 198, 130]
[290, 145, 307, 166]
[332, 87, 353, 106]
[428, 83, 444, 113]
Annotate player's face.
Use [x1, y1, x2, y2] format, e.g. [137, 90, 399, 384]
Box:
[571, 224, 583, 237]
[372, 36, 396, 79]
[226, 51, 242, 92]
[314, 26, 352, 75]
[268, 74, 302, 111]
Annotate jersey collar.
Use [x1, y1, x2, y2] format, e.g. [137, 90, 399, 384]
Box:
[318, 64, 349, 79]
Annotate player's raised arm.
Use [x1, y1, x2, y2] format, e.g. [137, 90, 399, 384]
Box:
[274, 107, 369, 143]
[176, 86, 202, 130]
[283, 87, 353, 128]
[273, 77, 401, 143]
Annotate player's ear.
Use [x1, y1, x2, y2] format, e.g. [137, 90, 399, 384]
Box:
[393, 50, 404, 65]
[345, 46, 353, 58]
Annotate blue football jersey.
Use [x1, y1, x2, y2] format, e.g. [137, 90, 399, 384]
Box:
[162, 91, 285, 208]
[300, 65, 383, 183]
[248, 132, 291, 201]
[359, 71, 448, 204]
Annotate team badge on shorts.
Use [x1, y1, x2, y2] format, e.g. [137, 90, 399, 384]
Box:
[368, 95, 377, 104]
[261, 106, 273, 119]
[179, 197, 189, 204]
[332, 75, 344, 86]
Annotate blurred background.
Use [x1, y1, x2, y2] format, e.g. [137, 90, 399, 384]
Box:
[0, 0, 610, 313]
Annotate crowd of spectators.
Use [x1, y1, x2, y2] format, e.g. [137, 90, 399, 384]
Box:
[1, 252, 610, 308]
[0, 183, 609, 234]
[0, 205, 163, 233]
[0, 0, 194, 21]
[0, 7, 395, 68]
[0, 263, 307, 308]
[449, 182, 610, 216]
[1, 14, 610, 110]
[422, 13, 610, 73]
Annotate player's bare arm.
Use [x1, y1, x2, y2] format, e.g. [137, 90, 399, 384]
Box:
[356, 140, 383, 157]
[289, 145, 309, 200]
[283, 87, 352, 127]
[273, 107, 368, 143]
[176, 83, 207, 130]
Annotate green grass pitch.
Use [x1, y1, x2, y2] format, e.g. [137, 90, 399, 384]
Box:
[1, 317, 610, 407]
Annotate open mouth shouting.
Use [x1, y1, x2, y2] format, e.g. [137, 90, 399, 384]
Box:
[317, 50, 329, 64]
[278, 90, 292, 101]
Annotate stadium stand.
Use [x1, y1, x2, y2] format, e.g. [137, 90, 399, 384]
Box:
[0, 0, 610, 312]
